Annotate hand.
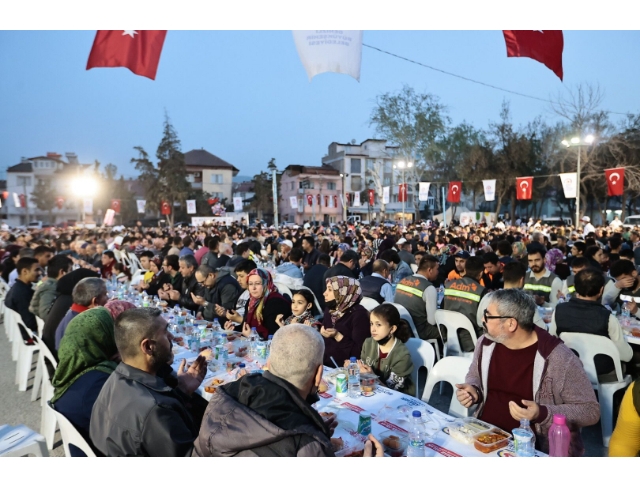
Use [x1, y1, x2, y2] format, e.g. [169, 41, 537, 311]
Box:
[177, 355, 207, 396]
[364, 434, 384, 457]
[227, 309, 242, 323]
[343, 359, 351, 368]
[556, 290, 565, 300]
[214, 304, 227, 317]
[320, 412, 338, 437]
[196, 312, 203, 320]
[163, 283, 173, 292]
[509, 399, 540, 422]
[276, 314, 285, 327]
[616, 276, 635, 289]
[629, 301, 639, 315]
[157, 290, 168, 300]
[168, 290, 180, 301]
[302, 262, 310, 270]
[191, 293, 206, 306]
[240, 322, 251, 338]
[357, 360, 373, 374]
[455, 383, 479, 408]
[320, 326, 337, 339]
[224, 320, 235, 331]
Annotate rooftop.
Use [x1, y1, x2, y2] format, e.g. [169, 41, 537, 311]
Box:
[283, 164, 340, 176]
[184, 149, 239, 176]
[7, 162, 33, 173]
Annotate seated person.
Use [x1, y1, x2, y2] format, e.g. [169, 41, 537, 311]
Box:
[90, 308, 207, 456]
[359, 259, 394, 304]
[275, 288, 321, 329]
[191, 264, 241, 321]
[4, 257, 42, 341]
[560, 256, 589, 300]
[456, 289, 600, 456]
[275, 247, 304, 279]
[29, 254, 72, 321]
[603, 259, 640, 311]
[379, 249, 413, 285]
[609, 378, 640, 457]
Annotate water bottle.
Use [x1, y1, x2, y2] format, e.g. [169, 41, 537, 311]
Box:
[406, 410, 427, 457]
[235, 362, 246, 379]
[548, 414, 571, 457]
[347, 357, 360, 398]
[213, 318, 220, 330]
[513, 418, 536, 457]
[266, 335, 273, 358]
[437, 285, 445, 306]
[249, 327, 259, 357]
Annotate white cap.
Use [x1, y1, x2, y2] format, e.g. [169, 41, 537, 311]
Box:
[397, 238, 407, 245]
[280, 239, 293, 249]
[581, 216, 590, 222]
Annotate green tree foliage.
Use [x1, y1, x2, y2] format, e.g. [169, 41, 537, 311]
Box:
[30, 177, 58, 221]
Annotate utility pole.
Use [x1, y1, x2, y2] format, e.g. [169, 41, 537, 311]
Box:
[268, 158, 278, 228]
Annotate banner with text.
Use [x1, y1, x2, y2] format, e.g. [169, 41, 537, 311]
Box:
[418, 182, 430, 201]
[559, 173, 577, 199]
[136, 199, 146, 214]
[482, 179, 496, 202]
[382, 186, 390, 204]
[292, 30, 362, 82]
[186, 199, 197, 214]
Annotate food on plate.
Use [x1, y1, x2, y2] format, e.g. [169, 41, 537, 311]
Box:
[631, 328, 640, 338]
[344, 448, 364, 457]
[382, 435, 401, 450]
[235, 346, 248, 357]
[173, 337, 184, 345]
[318, 380, 329, 393]
[199, 348, 213, 359]
[204, 378, 225, 394]
[474, 430, 510, 453]
[330, 437, 344, 452]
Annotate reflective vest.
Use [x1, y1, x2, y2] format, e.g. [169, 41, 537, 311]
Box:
[565, 274, 576, 297]
[394, 275, 433, 339]
[523, 270, 558, 303]
[443, 276, 485, 327]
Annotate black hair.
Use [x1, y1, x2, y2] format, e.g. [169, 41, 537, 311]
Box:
[114, 308, 163, 361]
[317, 253, 331, 266]
[572, 241, 586, 254]
[33, 245, 53, 257]
[585, 245, 602, 259]
[208, 236, 220, 251]
[235, 242, 250, 256]
[164, 254, 180, 271]
[527, 247, 546, 259]
[379, 249, 401, 265]
[482, 252, 500, 265]
[465, 256, 485, 280]
[610, 259, 636, 279]
[140, 250, 154, 260]
[370, 303, 411, 343]
[570, 256, 589, 269]
[619, 248, 635, 260]
[340, 250, 359, 263]
[172, 236, 182, 245]
[289, 247, 304, 262]
[292, 288, 319, 315]
[103, 250, 115, 260]
[502, 262, 526, 284]
[417, 254, 438, 272]
[574, 268, 605, 297]
[182, 236, 193, 247]
[496, 240, 512, 256]
[234, 258, 257, 274]
[302, 236, 315, 247]
[17, 257, 39, 274]
[47, 254, 72, 279]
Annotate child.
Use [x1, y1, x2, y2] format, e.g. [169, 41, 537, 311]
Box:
[357, 303, 414, 396]
[276, 288, 320, 329]
[113, 262, 131, 284]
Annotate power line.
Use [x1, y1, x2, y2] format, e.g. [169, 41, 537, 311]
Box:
[362, 43, 630, 117]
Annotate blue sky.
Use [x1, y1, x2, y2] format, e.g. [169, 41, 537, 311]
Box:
[1, 30, 638, 180]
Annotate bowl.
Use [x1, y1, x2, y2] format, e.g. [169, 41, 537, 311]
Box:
[380, 430, 408, 457]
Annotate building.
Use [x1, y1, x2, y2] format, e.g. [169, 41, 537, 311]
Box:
[279, 164, 342, 225]
[184, 149, 239, 202]
[1, 152, 92, 227]
[231, 181, 255, 212]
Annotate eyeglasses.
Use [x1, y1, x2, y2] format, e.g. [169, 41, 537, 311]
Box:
[483, 309, 514, 324]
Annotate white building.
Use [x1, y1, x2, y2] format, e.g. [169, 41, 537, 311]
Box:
[184, 149, 239, 202]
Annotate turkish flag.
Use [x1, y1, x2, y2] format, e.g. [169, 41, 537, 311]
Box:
[516, 177, 533, 200]
[368, 189, 375, 206]
[333, 195, 338, 208]
[111, 199, 121, 214]
[447, 181, 462, 203]
[161, 200, 171, 215]
[503, 30, 564, 80]
[19, 194, 26, 208]
[605, 168, 625, 196]
[86, 30, 167, 80]
[398, 183, 408, 203]
[317, 194, 321, 206]
[56, 197, 64, 209]
[1, 191, 8, 200]
[345, 193, 351, 205]
[306, 194, 313, 206]
[324, 195, 329, 207]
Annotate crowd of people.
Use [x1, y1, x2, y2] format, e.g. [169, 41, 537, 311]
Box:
[1, 213, 640, 457]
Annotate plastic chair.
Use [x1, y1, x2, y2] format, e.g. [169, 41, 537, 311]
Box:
[388, 301, 441, 362]
[3, 303, 16, 345]
[435, 309, 477, 358]
[421, 356, 474, 418]
[410, 263, 418, 273]
[0, 424, 49, 457]
[275, 282, 292, 299]
[405, 338, 435, 399]
[34, 343, 59, 449]
[360, 296, 380, 312]
[559, 332, 632, 447]
[47, 403, 96, 457]
[14, 319, 40, 392]
[297, 285, 324, 318]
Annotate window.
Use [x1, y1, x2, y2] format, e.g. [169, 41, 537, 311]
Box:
[327, 182, 336, 190]
[351, 176, 362, 191]
[366, 158, 375, 173]
[186, 173, 195, 183]
[383, 176, 391, 186]
[210, 174, 223, 184]
[350, 158, 362, 173]
[17, 176, 31, 187]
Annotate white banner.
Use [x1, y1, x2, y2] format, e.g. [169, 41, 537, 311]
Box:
[83, 198, 93, 214]
[353, 192, 361, 207]
[136, 200, 146, 214]
[292, 30, 363, 82]
[418, 182, 431, 201]
[233, 197, 243, 212]
[382, 186, 390, 204]
[103, 208, 115, 226]
[186, 199, 197, 214]
[328, 195, 334, 208]
[13, 193, 20, 208]
[559, 172, 578, 199]
[482, 179, 496, 202]
[290, 196, 298, 209]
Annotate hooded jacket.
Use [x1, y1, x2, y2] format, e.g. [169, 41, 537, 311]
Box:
[201, 268, 242, 321]
[192, 371, 334, 457]
[465, 328, 600, 456]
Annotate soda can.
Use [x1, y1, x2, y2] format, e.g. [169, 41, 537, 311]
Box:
[256, 342, 267, 360]
[357, 412, 372, 436]
[335, 373, 348, 397]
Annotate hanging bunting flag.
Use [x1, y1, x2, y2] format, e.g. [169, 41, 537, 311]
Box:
[482, 180, 496, 202]
[398, 183, 408, 202]
[317, 194, 321, 206]
[447, 182, 462, 203]
[86, 30, 167, 80]
[292, 30, 363, 82]
[605, 168, 624, 196]
[382, 186, 390, 204]
[502, 30, 564, 81]
[103, 208, 115, 226]
[559, 173, 577, 198]
[333, 195, 338, 208]
[83, 198, 93, 214]
[418, 182, 430, 201]
[13, 193, 21, 208]
[136, 199, 146, 214]
[306, 194, 313, 207]
[233, 197, 243, 212]
[324, 195, 329, 207]
[353, 192, 361, 207]
[19, 194, 27, 208]
[186, 199, 197, 214]
[345, 193, 351, 206]
[516, 177, 533, 200]
[1, 191, 8, 200]
[161, 200, 171, 215]
[368, 189, 375, 206]
[289, 196, 298, 209]
[56, 197, 65, 209]
[111, 199, 121, 214]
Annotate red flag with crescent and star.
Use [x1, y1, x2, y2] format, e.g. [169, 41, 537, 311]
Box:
[398, 183, 408, 203]
[111, 199, 121, 214]
[324, 195, 329, 207]
[161, 200, 171, 215]
[368, 189, 375, 206]
[333, 195, 338, 208]
[86, 30, 167, 80]
[516, 177, 533, 200]
[317, 194, 321, 206]
[502, 30, 564, 81]
[447, 181, 462, 203]
[605, 168, 624, 196]
[306, 194, 313, 206]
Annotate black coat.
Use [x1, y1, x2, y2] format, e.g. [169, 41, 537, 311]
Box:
[303, 264, 329, 310]
[323, 263, 357, 282]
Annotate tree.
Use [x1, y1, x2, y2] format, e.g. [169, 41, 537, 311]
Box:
[251, 171, 275, 220]
[30, 177, 57, 222]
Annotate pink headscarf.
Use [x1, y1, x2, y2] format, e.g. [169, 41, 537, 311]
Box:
[104, 300, 136, 321]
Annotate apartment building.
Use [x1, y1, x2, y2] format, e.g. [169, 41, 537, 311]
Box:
[184, 149, 239, 202]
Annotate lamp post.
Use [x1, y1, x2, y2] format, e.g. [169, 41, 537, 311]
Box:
[267, 158, 278, 229]
[340, 172, 349, 222]
[393, 160, 413, 229]
[561, 135, 594, 229]
[71, 175, 97, 227]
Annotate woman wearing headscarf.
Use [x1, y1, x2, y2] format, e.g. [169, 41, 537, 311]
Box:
[545, 247, 570, 280]
[41, 268, 99, 357]
[512, 241, 528, 268]
[359, 247, 375, 278]
[51, 307, 117, 456]
[224, 268, 291, 340]
[104, 300, 136, 321]
[320, 276, 370, 367]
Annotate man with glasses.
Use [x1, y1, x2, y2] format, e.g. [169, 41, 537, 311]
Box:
[158, 255, 183, 301]
[455, 288, 600, 456]
[191, 264, 241, 321]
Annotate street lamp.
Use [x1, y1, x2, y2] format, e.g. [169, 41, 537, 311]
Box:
[340, 172, 349, 222]
[71, 175, 98, 226]
[393, 160, 413, 229]
[561, 135, 594, 230]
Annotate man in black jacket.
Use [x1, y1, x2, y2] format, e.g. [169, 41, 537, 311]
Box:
[323, 250, 358, 282]
[191, 264, 241, 321]
[165, 254, 204, 312]
[4, 257, 42, 341]
[303, 253, 330, 310]
[90, 308, 207, 457]
[302, 236, 320, 271]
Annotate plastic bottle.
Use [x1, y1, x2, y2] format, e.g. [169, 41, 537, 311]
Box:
[347, 357, 360, 398]
[235, 362, 246, 379]
[248, 327, 259, 357]
[406, 410, 427, 457]
[266, 335, 274, 358]
[515, 418, 536, 457]
[548, 414, 571, 457]
[213, 318, 220, 330]
[437, 285, 445, 306]
[621, 301, 632, 326]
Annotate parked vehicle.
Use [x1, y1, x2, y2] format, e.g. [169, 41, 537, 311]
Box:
[623, 215, 640, 229]
[540, 217, 573, 227]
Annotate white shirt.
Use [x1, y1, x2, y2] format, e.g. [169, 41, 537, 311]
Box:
[235, 289, 250, 317]
[8, 268, 17, 287]
[583, 223, 595, 237]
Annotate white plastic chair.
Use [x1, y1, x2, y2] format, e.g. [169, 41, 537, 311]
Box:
[360, 296, 381, 312]
[35, 343, 58, 449]
[297, 285, 324, 317]
[410, 263, 418, 273]
[421, 356, 474, 418]
[275, 282, 292, 299]
[0, 424, 49, 457]
[14, 317, 40, 392]
[48, 403, 96, 457]
[3, 303, 16, 345]
[435, 309, 477, 358]
[388, 301, 441, 361]
[559, 332, 632, 447]
[405, 338, 435, 399]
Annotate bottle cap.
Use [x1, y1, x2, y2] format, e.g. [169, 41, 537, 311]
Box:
[252, 327, 257, 331]
[412, 410, 422, 418]
[350, 357, 357, 362]
[239, 363, 245, 368]
[552, 414, 566, 425]
[268, 335, 274, 339]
